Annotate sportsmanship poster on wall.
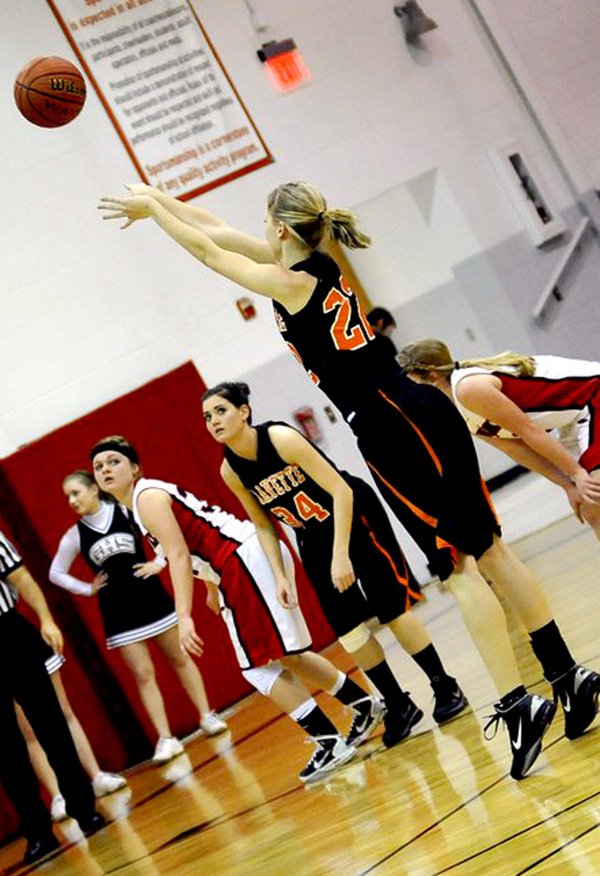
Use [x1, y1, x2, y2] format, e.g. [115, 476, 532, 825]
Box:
[46, 0, 273, 198]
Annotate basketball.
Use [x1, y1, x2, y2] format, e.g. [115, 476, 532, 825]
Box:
[14, 56, 86, 128]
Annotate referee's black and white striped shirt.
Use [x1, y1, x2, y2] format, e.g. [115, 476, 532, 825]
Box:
[0, 530, 23, 614]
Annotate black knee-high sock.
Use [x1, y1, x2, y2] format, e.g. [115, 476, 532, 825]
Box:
[330, 671, 369, 706]
[364, 661, 407, 708]
[295, 702, 339, 739]
[410, 644, 453, 687]
[529, 621, 575, 683]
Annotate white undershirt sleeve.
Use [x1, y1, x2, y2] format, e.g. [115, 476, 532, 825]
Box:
[153, 542, 168, 568]
[49, 527, 95, 597]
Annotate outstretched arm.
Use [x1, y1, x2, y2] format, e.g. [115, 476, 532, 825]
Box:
[98, 191, 315, 307]
[269, 425, 355, 592]
[125, 184, 275, 263]
[458, 374, 600, 505]
[136, 488, 203, 656]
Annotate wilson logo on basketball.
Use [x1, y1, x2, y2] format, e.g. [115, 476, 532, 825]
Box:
[50, 77, 85, 96]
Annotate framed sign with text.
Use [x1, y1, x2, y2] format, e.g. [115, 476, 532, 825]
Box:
[46, 0, 273, 199]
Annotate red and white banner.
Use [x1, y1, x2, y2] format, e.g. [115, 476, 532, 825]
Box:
[47, 0, 273, 199]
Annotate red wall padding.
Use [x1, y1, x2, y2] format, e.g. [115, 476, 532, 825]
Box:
[0, 362, 334, 843]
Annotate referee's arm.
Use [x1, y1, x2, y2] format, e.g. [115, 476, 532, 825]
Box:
[8, 564, 64, 655]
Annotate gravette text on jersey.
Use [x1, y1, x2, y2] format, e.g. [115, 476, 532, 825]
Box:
[251, 465, 306, 504]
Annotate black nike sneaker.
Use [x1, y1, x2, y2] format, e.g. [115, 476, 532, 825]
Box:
[382, 694, 424, 748]
[552, 664, 600, 739]
[346, 696, 386, 747]
[431, 676, 469, 724]
[484, 693, 556, 780]
[299, 735, 356, 783]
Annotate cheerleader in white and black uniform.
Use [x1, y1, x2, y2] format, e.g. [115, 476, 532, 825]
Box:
[50, 470, 227, 765]
[91, 435, 386, 784]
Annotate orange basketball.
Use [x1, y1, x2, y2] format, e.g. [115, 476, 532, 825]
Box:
[14, 56, 86, 128]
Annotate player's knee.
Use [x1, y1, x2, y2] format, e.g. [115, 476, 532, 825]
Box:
[168, 650, 189, 671]
[338, 623, 371, 653]
[132, 663, 155, 686]
[478, 535, 509, 568]
[280, 653, 302, 670]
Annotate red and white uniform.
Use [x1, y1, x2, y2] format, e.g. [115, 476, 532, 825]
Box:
[132, 478, 312, 670]
[451, 355, 600, 471]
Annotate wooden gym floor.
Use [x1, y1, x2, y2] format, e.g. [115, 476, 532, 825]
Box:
[1, 515, 600, 875]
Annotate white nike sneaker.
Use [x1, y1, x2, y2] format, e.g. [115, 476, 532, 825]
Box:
[484, 693, 556, 780]
[92, 771, 128, 797]
[152, 736, 184, 764]
[50, 793, 68, 822]
[200, 711, 228, 736]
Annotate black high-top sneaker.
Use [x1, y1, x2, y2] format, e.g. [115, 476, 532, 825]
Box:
[431, 676, 469, 724]
[382, 693, 424, 748]
[346, 696, 387, 747]
[552, 664, 600, 739]
[298, 734, 356, 783]
[484, 693, 556, 780]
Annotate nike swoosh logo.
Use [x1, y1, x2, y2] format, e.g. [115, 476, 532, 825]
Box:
[513, 719, 523, 750]
[563, 692, 571, 712]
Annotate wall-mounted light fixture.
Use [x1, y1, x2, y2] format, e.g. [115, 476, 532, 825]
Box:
[394, 2, 438, 43]
[257, 39, 312, 93]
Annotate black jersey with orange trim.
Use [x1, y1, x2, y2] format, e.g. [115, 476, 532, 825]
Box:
[224, 421, 339, 532]
[224, 422, 421, 631]
[273, 252, 400, 418]
[272, 253, 501, 580]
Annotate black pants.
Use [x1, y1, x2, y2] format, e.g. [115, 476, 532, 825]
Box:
[0, 612, 96, 840]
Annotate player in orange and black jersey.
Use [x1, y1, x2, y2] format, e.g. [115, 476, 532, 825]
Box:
[273, 246, 502, 578]
[99, 179, 599, 779]
[203, 381, 469, 747]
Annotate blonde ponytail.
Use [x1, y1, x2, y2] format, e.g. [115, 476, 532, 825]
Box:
[397, 340, 536, 378]
[267, 182, 371, 250]
[459, 352, 536, 376]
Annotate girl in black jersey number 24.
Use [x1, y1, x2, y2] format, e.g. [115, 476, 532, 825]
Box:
[202, 380, 469, 747]
[98, 182, 599, 780]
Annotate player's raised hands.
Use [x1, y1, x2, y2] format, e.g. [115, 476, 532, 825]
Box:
[98, 189, 156, 228]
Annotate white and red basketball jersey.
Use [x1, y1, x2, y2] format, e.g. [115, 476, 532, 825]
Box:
[132, 477, 254, 581]
[451, 355, 600, 440]
[132, 477, 311, 669]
